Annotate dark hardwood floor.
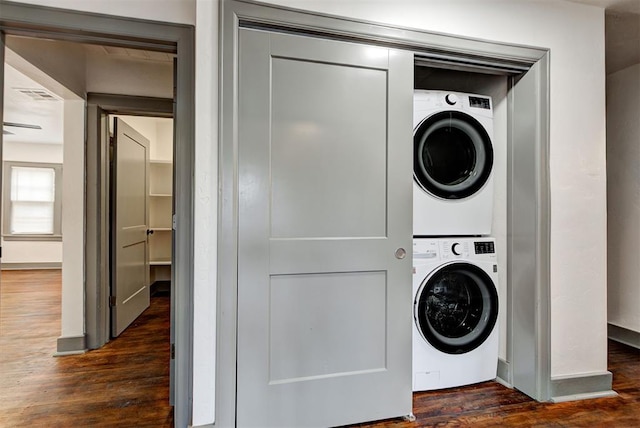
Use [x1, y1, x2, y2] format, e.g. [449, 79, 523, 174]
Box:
[0, 270, 173, 427]
[348, 338, 640, 427]
[1, 269, 638, 427]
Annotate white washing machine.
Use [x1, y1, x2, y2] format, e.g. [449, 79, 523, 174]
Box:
[413, 90, 495, 236]
[412, 237, 499, 391]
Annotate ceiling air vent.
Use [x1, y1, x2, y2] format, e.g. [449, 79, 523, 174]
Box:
[14, 87, 59, 101]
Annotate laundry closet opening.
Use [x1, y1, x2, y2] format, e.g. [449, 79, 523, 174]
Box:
[413, 61, 510, 358]
[412, 61, 510, 392]
[220, 2, 551, 424]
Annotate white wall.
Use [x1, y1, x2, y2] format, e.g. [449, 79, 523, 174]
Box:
[2, 141, 63, 163]
[60, 100, 85, 339]
[193, 1, 218, 424]
[607, 62, 640, 333]
[155, 120, 174, 161]
[13, 0, 196, 25]
[86, 52, 173, 99]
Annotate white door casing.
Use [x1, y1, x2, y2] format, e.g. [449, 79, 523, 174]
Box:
[111, 118, 151, 337]
[236, 28, 414, 427]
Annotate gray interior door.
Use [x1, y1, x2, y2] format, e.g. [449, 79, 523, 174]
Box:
[237, 29, 413, 427]
[111, 117, 150, 337]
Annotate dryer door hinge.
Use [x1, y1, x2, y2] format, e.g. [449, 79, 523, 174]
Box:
[109, 296, 117, 307]
[170, 343, 175, 360]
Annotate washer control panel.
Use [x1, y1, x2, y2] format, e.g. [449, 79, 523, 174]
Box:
[474, 241, 495, 254]
[413, 238, 497, 263]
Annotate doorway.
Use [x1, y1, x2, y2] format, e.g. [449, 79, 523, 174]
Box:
[109, 114, 175, 338]
[0, 41, 177, 424]
[0, 5, 195, 426]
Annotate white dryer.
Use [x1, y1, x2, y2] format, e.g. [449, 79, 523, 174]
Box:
[412, 237, 499, 391]
[413, 90, 495, 236]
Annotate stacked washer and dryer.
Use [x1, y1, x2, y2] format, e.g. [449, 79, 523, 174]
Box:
[412, 90, 501, 391]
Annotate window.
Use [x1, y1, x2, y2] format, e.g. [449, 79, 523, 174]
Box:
[3, 161, 62, 241]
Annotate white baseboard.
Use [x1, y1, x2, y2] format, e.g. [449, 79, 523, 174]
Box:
[550, 371, 614, 402]
[608, 323, 640, 349]
[1, 262, 62, 270]
[56, 335, 86, 354]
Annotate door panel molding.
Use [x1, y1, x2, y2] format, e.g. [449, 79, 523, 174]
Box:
[221, 0, 551, 425]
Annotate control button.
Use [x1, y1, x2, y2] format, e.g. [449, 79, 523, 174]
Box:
[445, 93, 458, 105]
[452, 243, 462, 256]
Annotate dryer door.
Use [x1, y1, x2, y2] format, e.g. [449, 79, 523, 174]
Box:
[414, 111, 493, 199]
[415, 262, 498, 354]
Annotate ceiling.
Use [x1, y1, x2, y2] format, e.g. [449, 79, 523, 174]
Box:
[567, 0, 640, 14]
[3, 63, 64, 145]
[2, 40, 174, 146]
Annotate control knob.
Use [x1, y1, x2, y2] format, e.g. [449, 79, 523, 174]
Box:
[452, 242, 462, 256]
[445, 93, 458, 105]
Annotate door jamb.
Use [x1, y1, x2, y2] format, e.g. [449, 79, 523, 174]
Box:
[219, 1, 551, 425]
[0, 3, 195, 427]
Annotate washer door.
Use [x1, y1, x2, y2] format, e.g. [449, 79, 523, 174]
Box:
[415, 262, 498, 355]
[414, 111, 493, 199]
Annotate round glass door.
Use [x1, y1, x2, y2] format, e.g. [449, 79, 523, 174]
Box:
[414, 111, 493, 199]
[415, 262, 498, 355]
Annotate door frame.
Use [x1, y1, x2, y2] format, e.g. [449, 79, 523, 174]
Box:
[0, 3, 195, 427]
[219, 0, 550, 425]
[86, 94, 174, 349]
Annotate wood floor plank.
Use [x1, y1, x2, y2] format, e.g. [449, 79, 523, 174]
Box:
[345, 340, 640, 427]
[1, 269, 639, 427]
[0, 270, 173, 427]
